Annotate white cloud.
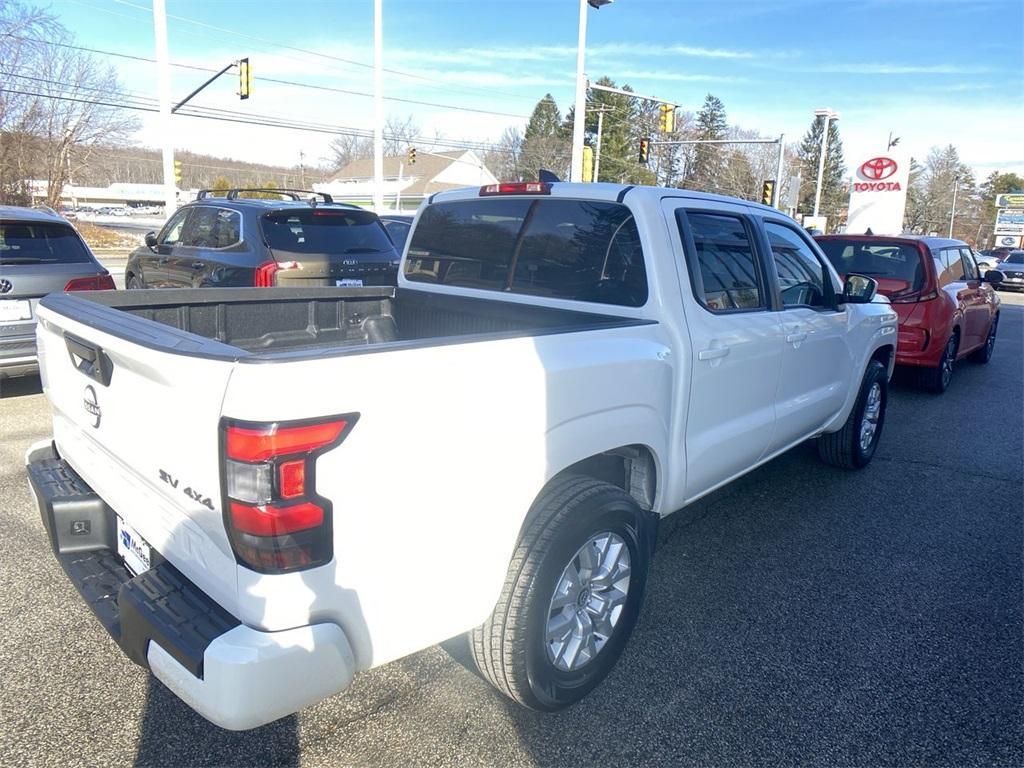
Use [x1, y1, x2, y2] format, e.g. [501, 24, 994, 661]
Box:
[615, 70, 749, 84]
[817, 63, 991, 75]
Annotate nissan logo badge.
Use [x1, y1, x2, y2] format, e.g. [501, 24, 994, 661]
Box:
[83, 385, 102, 428]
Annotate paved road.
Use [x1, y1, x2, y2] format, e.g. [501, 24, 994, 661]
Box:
[1, 296, 1021, 768]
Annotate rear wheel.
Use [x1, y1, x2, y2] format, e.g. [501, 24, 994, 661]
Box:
[969, 315, 998, 364]
[818, 359, 888, 470]
[920, 333, 958, 393]
[470, 475, 652, 711]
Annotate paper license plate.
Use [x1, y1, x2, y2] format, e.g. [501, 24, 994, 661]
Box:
[0, 299, 32, 323]
[336, 279, 363, 287]
[117, 517, 152, 576]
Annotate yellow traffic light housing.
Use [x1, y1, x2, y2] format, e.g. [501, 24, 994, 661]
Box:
[239, 58, 252, 100]
[761, 179, 775, 206]
[407, 147, 417, 165]
[658, 104, 675, 134]
[638, 138, 650, 165]
[174, 160, 183, 186]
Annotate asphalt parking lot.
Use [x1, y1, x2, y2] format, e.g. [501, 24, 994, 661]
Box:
[1, 289, 1021, 768]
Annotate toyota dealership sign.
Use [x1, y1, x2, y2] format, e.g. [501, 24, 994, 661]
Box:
[846, 152, 910, 234]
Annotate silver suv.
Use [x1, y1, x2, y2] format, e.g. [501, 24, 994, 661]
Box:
[0, 206, 114, 379]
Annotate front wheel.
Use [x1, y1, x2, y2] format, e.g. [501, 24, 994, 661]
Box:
[126, 274, 145, 290]
[470, 475, 653, 711]
[818, 359, 888, 470]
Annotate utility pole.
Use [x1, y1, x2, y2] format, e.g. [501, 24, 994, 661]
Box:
[591, 106, 612, 183]
[772, 133, 785, 208]
[570, 0, 589, 183]
[812, 108, 838, 218]
[299, 150, 306, 188]
[372, 0, 384, 212]
[152, 0, 176, 216]
[949, 176, 959, 238]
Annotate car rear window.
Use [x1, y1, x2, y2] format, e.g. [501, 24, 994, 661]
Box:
[261, 209, 394, 255]
[0, 221, 92, 265]
[817, 239, 925, 292]
[404, 198, 648, 307]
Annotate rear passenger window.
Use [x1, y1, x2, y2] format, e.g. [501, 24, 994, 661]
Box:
[764, 221, 828, 308]
[937, 248, 966, 285]
[679, 211, 764, 311]
[405, 199, 647, 307]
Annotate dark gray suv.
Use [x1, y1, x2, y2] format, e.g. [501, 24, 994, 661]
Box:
[0, 206, 114, 379]
[125, 189, 401, 289]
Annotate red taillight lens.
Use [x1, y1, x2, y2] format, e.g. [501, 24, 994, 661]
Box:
[890, 288, 938, 304]
[479, 182, 551, 196]
[65, 273, 115, 291]
[230, 500, 323, 537]
[227, 420, 348, 462]
[254, 260, 300, 287]
[221, 414, 357, 574]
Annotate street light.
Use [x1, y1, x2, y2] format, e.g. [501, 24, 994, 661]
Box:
[812, 108, 839, 219]
[570, 0, 613, 183]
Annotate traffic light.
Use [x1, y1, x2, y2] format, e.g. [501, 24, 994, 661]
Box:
[239, 57, 252, 100]
[582, 145, 594, 182]
[761, 179, 775, 206]
[638, 137, 650, 165]
[174, 160, 183, 186]
[407, 147, 416, 165]
[658, 103, 675, 134]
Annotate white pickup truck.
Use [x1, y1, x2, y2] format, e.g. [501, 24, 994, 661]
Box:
[26, 182, 897, 730]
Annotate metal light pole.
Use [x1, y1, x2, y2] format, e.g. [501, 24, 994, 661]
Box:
[152, 0, 176, 215]
[772, 133, 785, 208]
[593, 108, 606, 182]
[570, 0, 612, 183]
[372, 0, 384, 212]
[812, 108, 838, 218]
[948, 176, 959, 238]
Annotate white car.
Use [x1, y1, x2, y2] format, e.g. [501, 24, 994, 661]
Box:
[993, 250, 1024, 290]
[26, 182, 897, 730]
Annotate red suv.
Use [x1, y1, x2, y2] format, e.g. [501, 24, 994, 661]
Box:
[816, 235, 1001, 393]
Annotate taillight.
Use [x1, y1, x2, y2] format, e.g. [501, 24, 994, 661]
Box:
[254, 260, 300, 287]
[65, 273, 115, 291]
[890, 289, 938, 304]
[479, 182, 551, 196]
[220, 414, 358, 573]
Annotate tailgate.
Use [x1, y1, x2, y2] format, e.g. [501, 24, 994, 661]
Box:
[35, 299, 240, 613]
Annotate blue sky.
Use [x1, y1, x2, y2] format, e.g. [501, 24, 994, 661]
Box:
[46, 0, 1024, 177]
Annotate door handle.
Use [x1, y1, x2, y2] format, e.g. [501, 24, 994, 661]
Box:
[698, 346, 730, 361]
[786, 330, 808, 344]
[190, 261, 205, 270]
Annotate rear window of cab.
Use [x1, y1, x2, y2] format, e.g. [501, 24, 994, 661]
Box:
[404, 198, 648, 307]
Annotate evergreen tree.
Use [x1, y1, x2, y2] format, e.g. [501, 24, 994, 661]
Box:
[683, 94, 728, 192]
[797, 116, 846, 223]
[571, 77, 653, 184]
[519, 94, 569, 180]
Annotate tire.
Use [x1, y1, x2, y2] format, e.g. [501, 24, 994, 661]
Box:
[817, 359, 888, 470]
[920, 332, 958, 393]
[969, 315, 998, 364]
[470, 475, 653, 711]
[126, 274, 145, 290]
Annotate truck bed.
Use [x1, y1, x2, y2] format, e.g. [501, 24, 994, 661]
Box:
[39, 287, 650, 361]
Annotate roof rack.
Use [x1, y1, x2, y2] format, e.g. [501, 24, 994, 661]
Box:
[195, 188, 336, 203]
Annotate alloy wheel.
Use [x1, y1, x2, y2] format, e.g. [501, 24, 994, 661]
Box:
[859, 381, 882, 453]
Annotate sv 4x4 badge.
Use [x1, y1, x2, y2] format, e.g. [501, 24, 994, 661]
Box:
[159, 469, 215, 510]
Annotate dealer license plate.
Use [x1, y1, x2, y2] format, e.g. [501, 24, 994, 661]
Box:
[117, 517, 152, 576]
[0, 299, 32, 323]
[336, 278, 363, 287]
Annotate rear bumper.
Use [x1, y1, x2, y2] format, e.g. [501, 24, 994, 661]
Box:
[24, 440, 356, 731]
[0, 329, 38, 377]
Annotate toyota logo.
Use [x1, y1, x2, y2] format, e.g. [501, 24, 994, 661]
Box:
[0, 279, 11, 294]
[860, 157, 898, 181]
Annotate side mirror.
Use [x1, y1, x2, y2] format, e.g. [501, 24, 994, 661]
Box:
[842, 273, 878, 304]
[144, 231, 158, 251]
[983, 270, 1003, 284]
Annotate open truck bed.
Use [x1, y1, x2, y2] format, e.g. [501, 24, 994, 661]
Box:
[38, 286, 646, 360]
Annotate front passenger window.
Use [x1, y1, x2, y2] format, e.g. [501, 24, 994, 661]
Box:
[959, 247, 977, 280]
[765, 221, 828, 308]
[158, 209, 189, 246]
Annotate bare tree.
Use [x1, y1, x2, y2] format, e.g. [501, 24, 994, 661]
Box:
[1, 1, 138, 206]
[327, 115, 421, 171]
[483, 126, 523, 181]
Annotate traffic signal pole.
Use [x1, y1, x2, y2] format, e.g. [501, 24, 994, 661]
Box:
[372, 0, 384, 212]
[152, 0, 176, 215]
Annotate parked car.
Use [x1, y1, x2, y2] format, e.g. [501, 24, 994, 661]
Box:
[816, 235, 1001, 393]
[993, 250, 1024, 290]
[379, 213, 414, 253]
[0, 206, 115, 379]
[973, 249, 1002, 275]
[125, 189, 400, 289]
[27, 182, 897, 730]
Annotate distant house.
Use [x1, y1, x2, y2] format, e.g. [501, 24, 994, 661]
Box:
[315, 150, 497, 211]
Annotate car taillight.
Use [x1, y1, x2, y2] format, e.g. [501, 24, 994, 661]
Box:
[254, 260, 300, 287]
[479, 182, 551, 196]
[889, 288, 938, 304]
[220, 414, 358, 573]
[65, 273, 115, 291]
